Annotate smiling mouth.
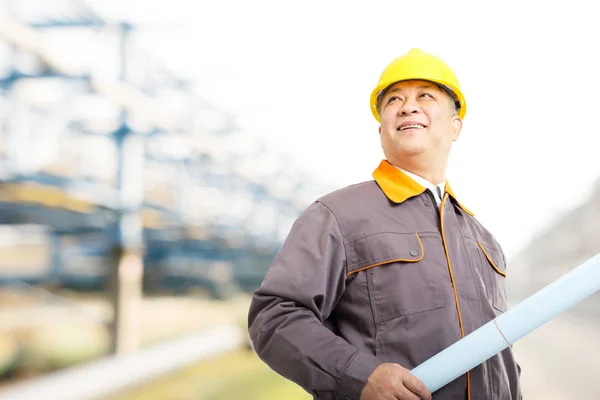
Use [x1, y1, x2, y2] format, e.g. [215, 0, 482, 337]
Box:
[398, 124, 426, 131]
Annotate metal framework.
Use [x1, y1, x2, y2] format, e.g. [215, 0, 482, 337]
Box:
[0, 0, 331, 353]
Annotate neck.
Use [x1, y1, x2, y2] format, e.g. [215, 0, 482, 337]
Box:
[391, 157, 447, 186]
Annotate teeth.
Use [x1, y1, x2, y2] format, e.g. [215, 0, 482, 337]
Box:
[399, 124, 425, 131]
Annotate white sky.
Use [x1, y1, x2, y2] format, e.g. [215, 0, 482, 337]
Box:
[37, 0, 600, 259]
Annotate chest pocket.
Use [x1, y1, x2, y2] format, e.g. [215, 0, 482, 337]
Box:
[347, 232, 445, 323]
[477, 242, 508, 312]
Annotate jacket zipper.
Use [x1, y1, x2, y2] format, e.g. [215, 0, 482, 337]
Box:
[438, 192, 471, 400]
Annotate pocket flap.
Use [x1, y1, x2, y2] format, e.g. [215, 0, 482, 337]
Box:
[478, 242, 506, 277]
[347, 232, 423, 275]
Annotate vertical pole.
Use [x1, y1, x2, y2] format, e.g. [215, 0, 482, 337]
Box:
[108, 22, 145, 355]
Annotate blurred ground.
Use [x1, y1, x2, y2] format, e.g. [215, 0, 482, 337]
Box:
[0, 288, 250, 387]
[107, 348, 309, 400]
[108, 282, 600, 399]
[1, 283, 599, 399]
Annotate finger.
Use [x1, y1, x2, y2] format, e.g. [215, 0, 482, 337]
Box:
[403, 374, 432, 400]
[394, 385, 421, 400]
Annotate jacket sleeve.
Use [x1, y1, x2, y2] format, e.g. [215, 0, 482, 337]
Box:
[248, 201, 383, 400]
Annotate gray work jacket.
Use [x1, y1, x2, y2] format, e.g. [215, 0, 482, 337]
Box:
[248, 160, 522, 400]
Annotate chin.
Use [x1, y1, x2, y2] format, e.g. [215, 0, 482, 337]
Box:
[397, 144, 427, 156]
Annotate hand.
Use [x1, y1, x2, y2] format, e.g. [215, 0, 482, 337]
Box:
[360, 363, 432, 400]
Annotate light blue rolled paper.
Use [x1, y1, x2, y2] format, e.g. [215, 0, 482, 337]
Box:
[411, 252, 600, 393]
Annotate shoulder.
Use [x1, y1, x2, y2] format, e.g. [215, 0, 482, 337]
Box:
[316, 180, 386, 212]
[282, 182, 382, 242]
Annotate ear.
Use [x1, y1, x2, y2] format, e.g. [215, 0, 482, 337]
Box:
[451, 116, 462, 141]
[378, 125, 382, 135]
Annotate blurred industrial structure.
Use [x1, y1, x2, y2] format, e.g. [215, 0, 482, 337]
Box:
[0, 0, 334, 294]
[0, 0, 334, 376]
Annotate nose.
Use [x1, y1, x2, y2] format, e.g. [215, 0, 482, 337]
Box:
[399, 97, 421, 115]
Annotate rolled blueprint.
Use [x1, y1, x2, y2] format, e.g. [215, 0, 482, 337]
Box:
[411, 252, 600, 393]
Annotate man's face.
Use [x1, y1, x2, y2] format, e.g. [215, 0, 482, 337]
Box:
[378, 80, 462, 164]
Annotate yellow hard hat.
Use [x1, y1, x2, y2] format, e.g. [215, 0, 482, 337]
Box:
[370, 48, 467, 122]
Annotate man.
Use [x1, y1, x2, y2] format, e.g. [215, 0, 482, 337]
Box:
[248, 48, 522, 400]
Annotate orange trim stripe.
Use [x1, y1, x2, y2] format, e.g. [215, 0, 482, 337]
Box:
[372, 160, 474, 216]
[346, 233, 424, 276]
[445, 182, 474, 216]
[478, 242, 507, 277]
[372, 160, 426, 203]
[440, 194, 470, 400]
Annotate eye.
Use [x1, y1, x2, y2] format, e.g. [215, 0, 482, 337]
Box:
[419, 92, 434, 99]
[387, 95, 402, 104]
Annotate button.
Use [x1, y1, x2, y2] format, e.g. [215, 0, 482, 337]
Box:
[409, 250, 418, 257]
[424, 200, 431, 206]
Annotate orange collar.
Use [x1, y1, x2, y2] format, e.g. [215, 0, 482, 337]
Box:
[372, 160, 474, 216]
